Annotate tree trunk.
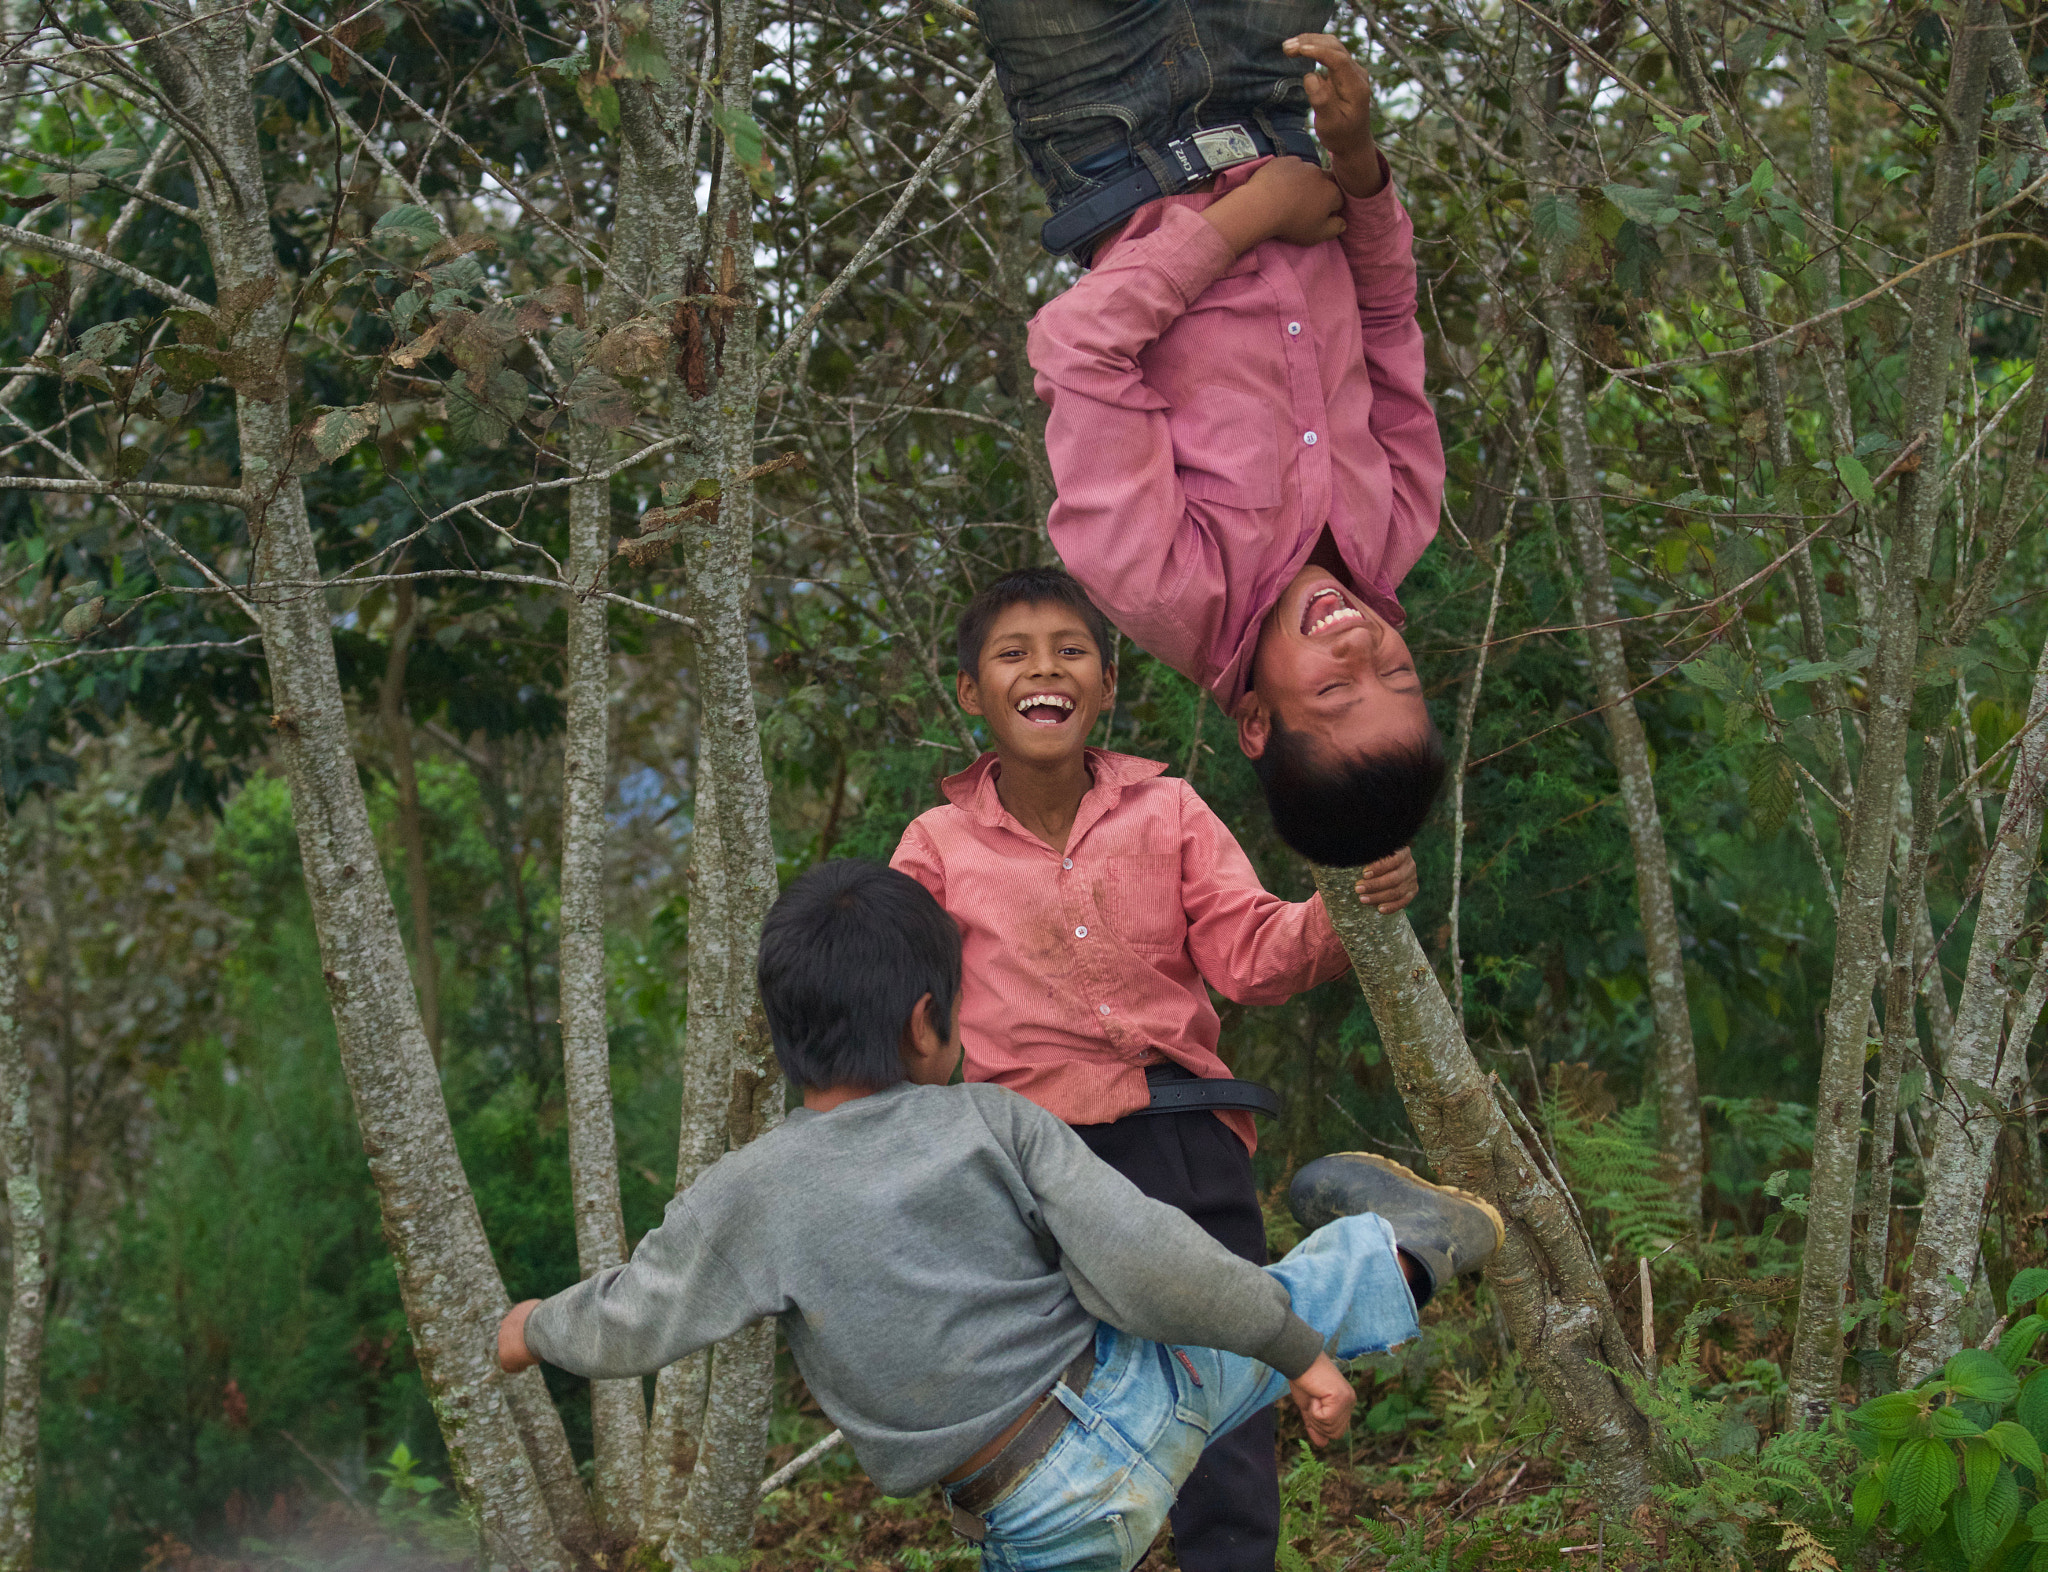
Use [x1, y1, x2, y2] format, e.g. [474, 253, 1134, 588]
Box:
[1525, 23, 1703, 1226]
[1310, 870, 1653, 1503]
[379, 577, 440, 1059]
[1787, 0, 1998, 1421]
[0, 801, 43, 1572]
[109, 3, 593, 1559]
[1895, 627, 2048, 1383]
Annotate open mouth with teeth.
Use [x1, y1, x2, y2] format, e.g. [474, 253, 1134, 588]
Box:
[1301, 586, 1365, 637]
[1014, 692, 1076, 726]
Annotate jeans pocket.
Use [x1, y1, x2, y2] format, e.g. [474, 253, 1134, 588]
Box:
[1163, 1345, 1218, 1433]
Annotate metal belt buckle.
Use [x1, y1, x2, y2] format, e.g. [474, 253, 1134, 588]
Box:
[1190, 124, 1260, 171]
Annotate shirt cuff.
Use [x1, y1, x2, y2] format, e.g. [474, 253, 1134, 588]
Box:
[1338, 154, 1404, 242]
[1263, 1309, 1329, 1380]
[1146, 204, 1238, 306]
[520, 1292, 576, 1372]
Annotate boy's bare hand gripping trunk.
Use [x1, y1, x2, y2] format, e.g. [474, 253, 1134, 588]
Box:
[1288, 1353, 1357, 1445]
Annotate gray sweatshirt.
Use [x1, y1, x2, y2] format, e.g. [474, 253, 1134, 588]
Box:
[523, 1080, 1323, 1494]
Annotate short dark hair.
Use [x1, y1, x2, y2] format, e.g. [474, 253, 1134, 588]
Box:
[1251, 717, 1448, 867]
[955, 566, 1116, 677]
[757, 860, 963, 1091]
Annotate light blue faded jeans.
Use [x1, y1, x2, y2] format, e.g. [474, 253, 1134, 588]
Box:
[943, 1214, 1419, 1572]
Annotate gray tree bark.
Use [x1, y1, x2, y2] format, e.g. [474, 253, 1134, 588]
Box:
[0, 801, 42, 1572]
[1896, 626, 2048, 1383]
[1787, 0, 1998, 1421]
[106, 2, 593, 1560]
[379, 577, 440, 1058]
[1524, 25, 1703, 1227]
[1311, 871, 1652, 1504]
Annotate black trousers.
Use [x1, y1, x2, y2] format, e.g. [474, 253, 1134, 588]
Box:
[1073, 1108, 1279, 1572]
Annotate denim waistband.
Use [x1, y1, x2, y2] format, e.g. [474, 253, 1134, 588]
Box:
[1040, 112, 1320, 259]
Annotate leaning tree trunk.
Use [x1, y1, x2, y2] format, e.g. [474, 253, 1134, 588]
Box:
[1787, 0, 1998, 1422]
[1895, 627, 2048, 1382]
[379, 577, 440, 1058]
[107, 2, 593, 1560]
[1312, 871, 1653, 1502]
[0, 800, 42, 1572]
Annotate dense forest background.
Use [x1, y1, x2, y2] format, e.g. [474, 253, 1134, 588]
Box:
[3, 0, 2048, 1567]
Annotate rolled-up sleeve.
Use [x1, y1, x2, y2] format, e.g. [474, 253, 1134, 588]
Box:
[1178, 783, 1351, 1004]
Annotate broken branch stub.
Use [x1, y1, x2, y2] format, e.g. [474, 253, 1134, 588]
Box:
[1308, 865, 1654, 1503]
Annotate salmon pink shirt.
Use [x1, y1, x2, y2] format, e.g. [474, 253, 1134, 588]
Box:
[890, 749, 1350, 1154]
[1027, 156, 1446, 712]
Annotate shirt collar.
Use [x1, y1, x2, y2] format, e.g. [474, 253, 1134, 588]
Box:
[942, 748, 1170, 831]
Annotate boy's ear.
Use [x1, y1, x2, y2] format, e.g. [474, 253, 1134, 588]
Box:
[1235, 693, 1271, 760]
[956, 668, 985, 716]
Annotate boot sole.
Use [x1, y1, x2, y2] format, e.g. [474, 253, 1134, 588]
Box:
[1320, 1151, 1506, 1250]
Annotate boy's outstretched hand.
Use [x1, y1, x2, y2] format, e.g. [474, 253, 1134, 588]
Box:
[1354, 848, 1418, 915]
[1286, 34, 1384, 199]
[499, 1299, 541, 1373]
[1288, 1353, 1357, 1445]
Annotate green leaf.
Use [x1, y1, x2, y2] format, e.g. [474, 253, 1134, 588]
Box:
[1888, 1436, 1959, 1519]
[310, 403, 379, 461]
[1988, 1421, 2045, 1480]
[2018, 1371, 2048, 1449]
[1949, 1349, 2022, 1405]
[84, 146, 142, 174]
[617, 29, 673, 81]
[709, 104, 776, 196]
[1748, 744, 1797, 839]
[580, 75, 621, 134]
[1529, 192, 1581, 246]
[447, 383, 510, 450]
[77, 318, 140, 361]
[1999, 1317, 2047, 1373]
[564, 366, 634, 428]
[1602, 184, 1675, 225]
[1836, 452, 1876, 505]
[373, 204, 442, 247]
[2029, 1496, 2048, 1540]
[152, 345, 218, 392]
[1852, 1467, 1885, 1530]
[2008, 1269, 2048, 1314]
[1935, 1406, 1987, 1440]
[1965, 1435, 2000, 1505]
[1955, 1463, 2019, 1560]
[1853, 1389, 1926, 1440]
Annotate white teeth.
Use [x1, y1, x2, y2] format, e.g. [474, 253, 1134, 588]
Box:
[1309, 606, 1364, 635]
[1014, 693, 1075, 714]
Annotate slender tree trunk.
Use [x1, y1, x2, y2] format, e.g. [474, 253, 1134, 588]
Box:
[1896, 627, 2048, 1383]
[0, 801, 42, 1572]
[1787, 0, 1998, 1420]
[1311, 873, 1653, 1503]
[108, 3, 593, 1558]
[561, 432, 648, 1538]
[1524, 25, 1702, 1226]
[1537, 299, 1703, 1224]
[1447, 527, 1513, 1033]
[380, 577, 440, 1059]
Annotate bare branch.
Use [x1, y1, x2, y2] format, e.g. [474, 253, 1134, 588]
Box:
[0, 475, 246, 507]
[0, 221, 214, 316]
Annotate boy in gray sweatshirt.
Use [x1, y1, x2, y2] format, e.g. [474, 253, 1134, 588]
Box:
[497, 861, 1501, 1571]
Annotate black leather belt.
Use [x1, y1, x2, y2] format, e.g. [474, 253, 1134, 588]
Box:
[1132, 1065, 1282, 1120]
[947, 1342, 1097, 1541]
[1041, 121, 1304, 258]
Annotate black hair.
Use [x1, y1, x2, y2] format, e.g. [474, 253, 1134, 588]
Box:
[955, 565, 1116, 678]
[1251, 716, 1448, 867]
[756, 860, 963, 1091]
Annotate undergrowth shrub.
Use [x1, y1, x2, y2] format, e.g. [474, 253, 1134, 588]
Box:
[1845, 1267, 2048, 1570]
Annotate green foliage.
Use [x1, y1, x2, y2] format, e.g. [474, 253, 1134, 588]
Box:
[1843, 1277, 2048, 1567]
[1545, 1095, 1698, 1262]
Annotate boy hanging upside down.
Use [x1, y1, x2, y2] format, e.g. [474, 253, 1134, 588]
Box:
[973, 6, 1451, 867]
[497, 861, 1503, 1572]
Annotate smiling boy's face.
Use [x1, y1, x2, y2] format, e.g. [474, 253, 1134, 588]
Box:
[1237, 563, 1431, 764]
[957, 599, 1115, 767]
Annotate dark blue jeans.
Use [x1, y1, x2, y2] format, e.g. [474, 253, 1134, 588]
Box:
[976, 1, 1332, 243]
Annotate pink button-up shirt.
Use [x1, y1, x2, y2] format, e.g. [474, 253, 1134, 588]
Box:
[1028, 157, 1446, 712]
[890, 749, 1350, 1154]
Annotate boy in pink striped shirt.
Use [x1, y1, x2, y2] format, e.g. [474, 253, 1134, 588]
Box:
[982, 20, 1451, 867]
[892, 566, 1416, 1571]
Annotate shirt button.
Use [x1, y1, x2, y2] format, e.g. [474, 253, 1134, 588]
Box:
[1287, 321, 1302, 336]
[1074, 926, 1088, 938]
[1062, 858, 1073, 870]
[1303, 430, 1318, 445]
[1098, 1004, 1112, 1016]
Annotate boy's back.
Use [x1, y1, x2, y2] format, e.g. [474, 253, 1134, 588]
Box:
[520, 1078, 1320, 1495]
